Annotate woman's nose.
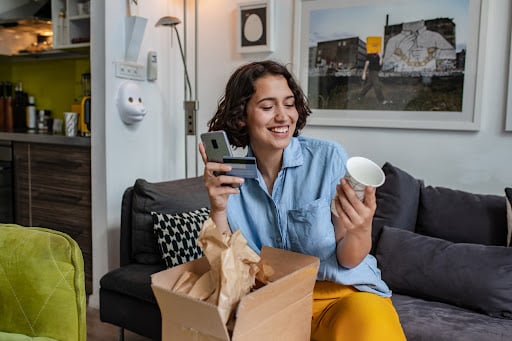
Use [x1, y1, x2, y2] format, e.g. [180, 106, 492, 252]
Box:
[274, 105, 286, 120]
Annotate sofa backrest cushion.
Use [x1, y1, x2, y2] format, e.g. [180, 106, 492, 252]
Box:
[376, 226, 512, 319]
[372, 162, 422, 250]
[130, 177, 210, 264]
[416, 185, 508, 246]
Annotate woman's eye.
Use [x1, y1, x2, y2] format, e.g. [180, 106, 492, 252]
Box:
[262, 106, 273, 110]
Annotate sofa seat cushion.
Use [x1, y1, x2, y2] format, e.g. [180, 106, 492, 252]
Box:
[99, 263, 165, 304]
[376, 226, 512, 319]
[417, 185, 507, 246]
[392, 294, 512, 341]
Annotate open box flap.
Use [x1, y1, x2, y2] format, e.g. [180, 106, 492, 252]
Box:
[232, 246, 319, 337]
[233, 294, 314, 341]
[151, 257, 231, 340]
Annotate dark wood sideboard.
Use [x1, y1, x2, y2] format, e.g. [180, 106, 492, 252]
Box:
[13, 141, 92, 295]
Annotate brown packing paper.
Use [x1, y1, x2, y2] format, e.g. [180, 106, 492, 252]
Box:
[172, 218, 273, 325]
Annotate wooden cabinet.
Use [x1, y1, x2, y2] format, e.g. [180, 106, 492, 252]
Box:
[52, 0, 91, 48]
[13, 142, 92, 295]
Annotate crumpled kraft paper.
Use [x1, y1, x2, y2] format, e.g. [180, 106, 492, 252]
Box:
[172, 218, 273, 325]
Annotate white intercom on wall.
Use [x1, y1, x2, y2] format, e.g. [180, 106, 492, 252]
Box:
[147, 51, 158, 81]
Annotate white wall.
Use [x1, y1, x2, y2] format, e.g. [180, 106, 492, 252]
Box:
[89, 0, 512, 307]
[194, 0, 512, 195]
[90, 0, 186, 307]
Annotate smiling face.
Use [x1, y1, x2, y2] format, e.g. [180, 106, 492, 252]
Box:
[244, 74, 298, 159]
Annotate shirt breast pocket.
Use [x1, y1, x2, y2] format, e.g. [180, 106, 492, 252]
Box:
[287, 198, 335, 260]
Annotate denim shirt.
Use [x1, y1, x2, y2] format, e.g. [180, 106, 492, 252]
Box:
[226, 136, 391, 297]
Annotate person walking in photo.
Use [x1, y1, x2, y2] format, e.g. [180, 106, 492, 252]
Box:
[359, 53, 389, 105]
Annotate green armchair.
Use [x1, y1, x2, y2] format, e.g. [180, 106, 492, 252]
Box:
[0, 224, 86, 341]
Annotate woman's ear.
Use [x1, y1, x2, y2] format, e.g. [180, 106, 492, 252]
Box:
[239, 119, 247, 127]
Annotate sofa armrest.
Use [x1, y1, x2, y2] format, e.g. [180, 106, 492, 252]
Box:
[120, 186, 135, 266]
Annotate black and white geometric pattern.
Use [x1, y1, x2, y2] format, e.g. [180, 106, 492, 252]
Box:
[151, 207, 210, 268]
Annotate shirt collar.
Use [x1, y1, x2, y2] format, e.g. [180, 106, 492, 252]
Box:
[283, 137, 304, 168]
[247, 137, 304, 170]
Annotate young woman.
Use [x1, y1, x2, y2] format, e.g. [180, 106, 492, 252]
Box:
[199, 60, 405, 340]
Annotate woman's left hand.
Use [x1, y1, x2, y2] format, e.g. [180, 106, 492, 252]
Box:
[333, 179, 376, 234]
[331, 178, 376, 268]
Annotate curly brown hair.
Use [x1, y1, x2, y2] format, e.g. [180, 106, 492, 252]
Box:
[207, 60, 311, 148]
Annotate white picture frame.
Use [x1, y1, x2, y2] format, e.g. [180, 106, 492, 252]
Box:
[293, 0, 483, 131]
[506, 29, 512, 132]
[237, 0, 275, 53]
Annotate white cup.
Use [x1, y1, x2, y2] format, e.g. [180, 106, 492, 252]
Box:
[345, 156, 385, 200]
[331, 156, 385, 217]
[64, 112, 78, 137]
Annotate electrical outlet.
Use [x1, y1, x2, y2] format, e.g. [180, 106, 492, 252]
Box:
[115, 61, 145, 81]
[184, 101, 198, 135]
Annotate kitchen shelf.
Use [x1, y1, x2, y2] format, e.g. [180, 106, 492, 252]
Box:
[52, 0, 91, 49]
[69, 14, 90, 20]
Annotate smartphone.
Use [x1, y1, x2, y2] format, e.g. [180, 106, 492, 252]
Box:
[200, 131, 233, 163]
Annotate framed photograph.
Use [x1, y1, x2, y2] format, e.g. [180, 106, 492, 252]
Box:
[237, 0, 275, 53]
[506, 32, 512, 132]
[293, 0, 483, 130]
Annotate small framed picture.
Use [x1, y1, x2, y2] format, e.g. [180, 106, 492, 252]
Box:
[237, 0, 274, 53]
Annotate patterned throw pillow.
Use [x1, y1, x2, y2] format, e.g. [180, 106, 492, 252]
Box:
[151, 207, 210, 268]
[506, 188, 512, 247]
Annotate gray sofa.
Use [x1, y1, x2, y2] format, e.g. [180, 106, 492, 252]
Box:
[373, 162, 512, 340]
[100, 164, 512, 340]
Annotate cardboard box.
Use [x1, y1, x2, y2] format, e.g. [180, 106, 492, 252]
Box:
[151, 246, 320, 341]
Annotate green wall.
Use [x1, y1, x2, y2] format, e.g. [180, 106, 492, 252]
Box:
[1, 57, 90, 121]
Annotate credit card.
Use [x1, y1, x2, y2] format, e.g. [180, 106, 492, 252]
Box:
[223, 156, 257, 179]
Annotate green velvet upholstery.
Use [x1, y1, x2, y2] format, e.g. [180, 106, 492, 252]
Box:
[0, 224, 86, 341]
[0, 331, 56, 341]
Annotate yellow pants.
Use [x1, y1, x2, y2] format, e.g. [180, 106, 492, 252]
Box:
[311, 281, 406, 341]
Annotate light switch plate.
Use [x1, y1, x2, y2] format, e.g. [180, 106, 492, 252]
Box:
[115, 61, 145, 81]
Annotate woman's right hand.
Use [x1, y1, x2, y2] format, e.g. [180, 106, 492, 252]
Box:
[199, 143, 243, 233]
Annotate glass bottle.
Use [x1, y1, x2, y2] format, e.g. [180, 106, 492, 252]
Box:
[58, 9, 67, 46]
[26, 96, 36, 131]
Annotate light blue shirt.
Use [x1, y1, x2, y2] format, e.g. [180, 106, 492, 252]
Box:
[226, 136, 391, 297]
